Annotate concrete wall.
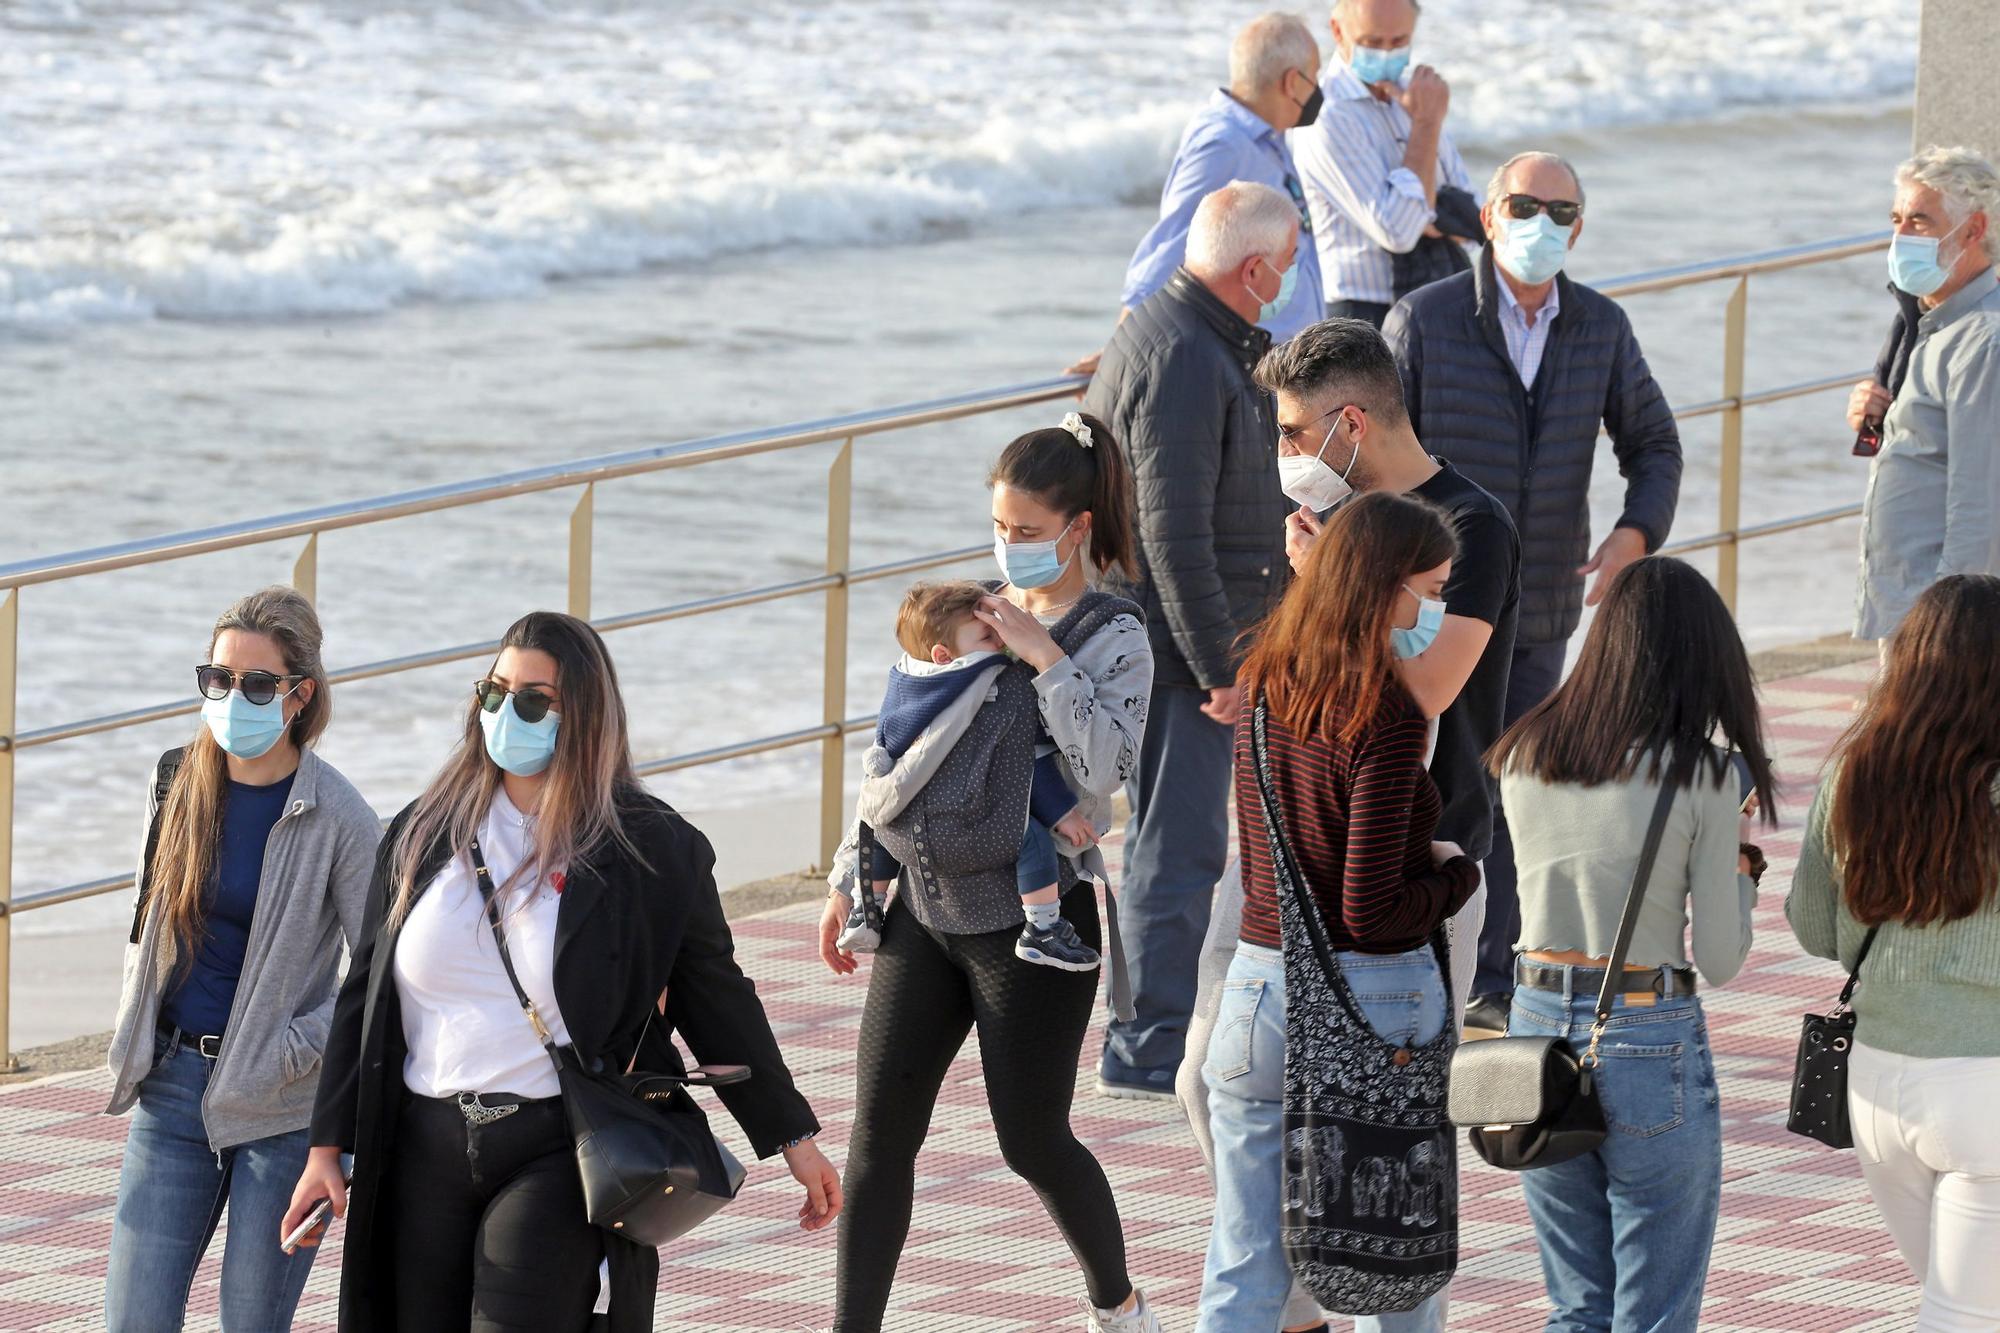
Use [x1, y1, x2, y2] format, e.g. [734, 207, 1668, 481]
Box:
[1915, 0, 2000, 157]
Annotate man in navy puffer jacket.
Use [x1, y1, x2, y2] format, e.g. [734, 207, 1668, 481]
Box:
[1384, 150, 1682, 1029]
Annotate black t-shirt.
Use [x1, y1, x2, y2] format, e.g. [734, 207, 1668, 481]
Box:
[1412, 461, 1521, 860]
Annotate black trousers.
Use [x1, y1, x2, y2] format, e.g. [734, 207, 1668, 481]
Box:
[1326, 298, 1392, 328]
[834, 888, 1130, 1330]
[1475, 637, 1572, 998]
[388, 1091, 601, 1333]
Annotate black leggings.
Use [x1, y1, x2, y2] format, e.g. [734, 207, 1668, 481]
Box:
[388, 1091, 601, 1333]
[834, 888, 1131, 1329]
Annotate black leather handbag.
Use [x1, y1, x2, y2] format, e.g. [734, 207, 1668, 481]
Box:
[469, 838, 749, 1246]
[1446, 777, 1678, 1171]
[1787, 926, 1880, 1149]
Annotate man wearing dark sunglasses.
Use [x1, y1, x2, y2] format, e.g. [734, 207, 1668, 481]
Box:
[1383, 150, 1683, 1033]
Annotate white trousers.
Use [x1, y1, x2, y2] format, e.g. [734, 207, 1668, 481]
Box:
[1849, 1041, 2000, 1330]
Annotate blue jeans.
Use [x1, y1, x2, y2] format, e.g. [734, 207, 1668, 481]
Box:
[1016, 818, 1059, 896]
[1509, 978, 1723, 1333]
[1109, 683, 1234, 1073]
[1197, 942, 1450, 1333]
[105, 1029, 318, 1332]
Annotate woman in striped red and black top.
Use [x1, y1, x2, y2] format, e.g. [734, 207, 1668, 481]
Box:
[1197, 491, 1480, 1332]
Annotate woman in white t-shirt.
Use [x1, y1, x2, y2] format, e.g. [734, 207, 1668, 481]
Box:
[284, 611, 840, 1332]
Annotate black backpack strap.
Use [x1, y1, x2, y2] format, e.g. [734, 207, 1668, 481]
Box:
[129, 747, 186, 944]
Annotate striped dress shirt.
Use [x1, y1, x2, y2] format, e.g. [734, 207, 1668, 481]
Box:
[1495, 271, 1560, 387]
[1289, 63, 1473, 307]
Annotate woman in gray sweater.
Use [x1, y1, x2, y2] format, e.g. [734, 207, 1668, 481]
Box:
[1489, 557, 1773, 1333]
[102, 587, 381, 1332]
[1788, 574, 2000, 1330]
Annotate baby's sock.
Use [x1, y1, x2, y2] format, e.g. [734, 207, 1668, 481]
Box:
[1023, 898, 1061, 931]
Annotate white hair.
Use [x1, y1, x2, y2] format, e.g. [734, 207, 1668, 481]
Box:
[1897, 145, 2000, 262]
[1229, 13, 1317, 97]
[1484, 151, 1586, 210]
[1186, 181, 1299, 277]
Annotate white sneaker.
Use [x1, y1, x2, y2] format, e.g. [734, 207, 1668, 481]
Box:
[1083, 1290, 1163, 1332]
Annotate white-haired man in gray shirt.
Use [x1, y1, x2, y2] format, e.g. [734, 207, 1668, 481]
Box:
[1854, 145, 2000, 644]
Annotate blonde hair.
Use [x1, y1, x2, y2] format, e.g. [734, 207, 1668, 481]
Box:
[149, 586, 330, 976]
[895, 581, 988, 659]
[388, 611, 645, 928]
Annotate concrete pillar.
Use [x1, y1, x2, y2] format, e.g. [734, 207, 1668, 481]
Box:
[1915, 0, 2000, 156]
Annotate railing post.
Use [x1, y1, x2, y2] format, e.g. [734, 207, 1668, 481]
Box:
[0, 589, 17, 1071]
[569, 484, 594, 620]
[1717, 276, 1748, 614]
[292, 533, 318, 605]
[818, 441, 854, 873]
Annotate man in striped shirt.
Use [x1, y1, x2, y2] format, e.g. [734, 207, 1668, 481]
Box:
[1292, 0, 1473, 327]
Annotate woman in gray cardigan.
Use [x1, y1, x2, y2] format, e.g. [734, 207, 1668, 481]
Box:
[1788, 574, 2000, 1329]
[103, 587, 380, 1332]
[1489, 558, 1772, 1333]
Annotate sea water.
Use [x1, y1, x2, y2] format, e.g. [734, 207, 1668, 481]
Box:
[2, 0, 1919, 928]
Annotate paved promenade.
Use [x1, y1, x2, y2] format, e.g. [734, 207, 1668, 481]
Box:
[0, 656, 1921, 1331]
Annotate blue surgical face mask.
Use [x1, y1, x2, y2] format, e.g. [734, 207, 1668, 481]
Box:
[1248, 255, 1299, 324]
[995, 518, 1078, 590]
[201, 687, 296, 760]
[1390, 584, 1447, 660]
[480, 693, 561, 777]
[1887, 219, 1967, 298]
[1347, 43, 1410, 87]
[1496, 212, 1571, 286]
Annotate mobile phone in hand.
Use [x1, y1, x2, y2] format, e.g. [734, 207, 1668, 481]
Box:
[282, 1199, 334, 1254]
[1853, 420, 1883, 458]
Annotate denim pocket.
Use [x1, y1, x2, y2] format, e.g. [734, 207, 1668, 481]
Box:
[1594, 1040, 1687, 1137]
[1351, 991, 1425, 1047]
[1207, 978, 1266, 1083]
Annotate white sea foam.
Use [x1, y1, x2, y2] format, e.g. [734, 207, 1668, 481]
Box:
[0, 0, 1917, 329]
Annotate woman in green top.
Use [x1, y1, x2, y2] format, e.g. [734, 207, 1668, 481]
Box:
[1788, 574, 2000, 1330]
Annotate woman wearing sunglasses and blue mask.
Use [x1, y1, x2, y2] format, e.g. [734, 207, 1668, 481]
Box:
[104, 586, 382, 1332]
[287, 611, 836, 1332]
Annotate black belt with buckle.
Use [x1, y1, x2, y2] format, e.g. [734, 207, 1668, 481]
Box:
[1515, 960, 1698, 1002]
[157, 1020, 222, 1059]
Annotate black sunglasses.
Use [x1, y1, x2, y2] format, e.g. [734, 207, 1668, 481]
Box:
[196, 664, 302, 707]
[1504, 193, 1582, 227]
[474, 679, 557, 725]
[1278, 402, 1356, 450]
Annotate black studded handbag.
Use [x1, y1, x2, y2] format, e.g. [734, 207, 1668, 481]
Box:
[469, 837, 750, 1245]
[1787, 926, 1880, 1150]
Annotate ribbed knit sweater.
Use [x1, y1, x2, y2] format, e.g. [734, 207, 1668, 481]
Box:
[1787, 766, 2000, 1058]
[1237, 692, 1480, 953]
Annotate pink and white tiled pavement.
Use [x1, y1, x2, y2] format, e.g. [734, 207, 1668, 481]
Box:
[0, 658, 1923, 1331]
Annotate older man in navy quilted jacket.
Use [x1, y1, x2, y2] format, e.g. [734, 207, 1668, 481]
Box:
[1384, 150, 1683, 1031]
[1084, 181, 1293, 1099]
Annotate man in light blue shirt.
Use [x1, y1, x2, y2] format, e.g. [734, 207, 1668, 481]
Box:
[1121, 13, 1325, 344]
[1857, 145, 2000, 642]
[1294, 0, 1473, 327]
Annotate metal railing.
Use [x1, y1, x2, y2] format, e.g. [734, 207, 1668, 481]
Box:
[0, 230, 1889, 1067]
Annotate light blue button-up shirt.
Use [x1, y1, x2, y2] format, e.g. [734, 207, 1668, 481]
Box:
[1495, 271, 1560, 388]
[1856, 266, 2000, 639]
[1292, 62, 1473, 306]
[1122, 89, 1324, 343]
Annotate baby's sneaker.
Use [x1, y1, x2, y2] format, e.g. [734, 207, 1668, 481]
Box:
[1015, 918, 1100, 972]
[835, 890, 884, 953]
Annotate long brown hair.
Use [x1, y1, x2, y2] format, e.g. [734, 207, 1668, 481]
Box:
[150, 587, 332, 975]
[389, 611, 646, 928]
[1486, 556, 1776, 815]
[1829, 575, 2000, 926]
[1238, 491, 1455, 743]
[988, 413, 1138, 580]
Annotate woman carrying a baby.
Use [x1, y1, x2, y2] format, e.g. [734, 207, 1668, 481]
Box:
[816, 412, 1163, 1333]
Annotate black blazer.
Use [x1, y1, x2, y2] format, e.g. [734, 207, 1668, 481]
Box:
[310, 789, 818, 1332]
